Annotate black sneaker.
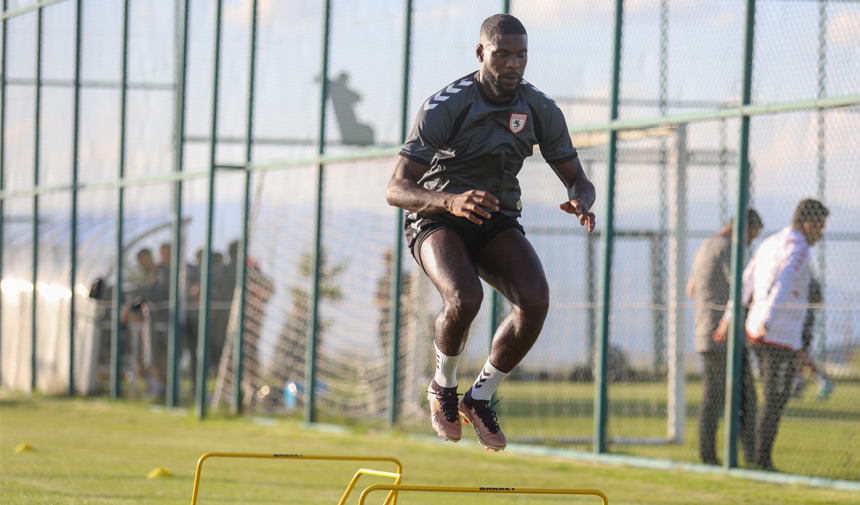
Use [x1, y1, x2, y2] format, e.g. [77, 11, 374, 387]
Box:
[459, 390, 506, 451]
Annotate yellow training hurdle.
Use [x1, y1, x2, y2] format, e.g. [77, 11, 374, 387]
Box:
[190, 452, 403, 505]
[190, 452, 608, 505]
[359, 484, 608, 505]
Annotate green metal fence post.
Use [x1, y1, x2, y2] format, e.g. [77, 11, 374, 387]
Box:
[233, 180, 250, 413]
[1, 0, 8, 383]
[586, 160, 597, 361]
[197, 0, 225, 420]
[69, 0, 83, 396]
[167, 0, 190, 409]
[388, 0, 412, 428]
[594, 0, 623, 454]
[485, 0, 511, 372]
[488, 294, 502, 356]
[111, 0, 131, 401]
[654, 0, 669, 374]
[815, 0, 827, 359]
[724, 0, 756, 470]
[232, 0, 259, 415]
[30, 5, 43, 393]
[586, 227, 596, 360]
[306, 0, 332, 424]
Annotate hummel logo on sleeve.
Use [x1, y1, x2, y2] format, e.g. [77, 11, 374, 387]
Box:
[424, 78, 474, 110]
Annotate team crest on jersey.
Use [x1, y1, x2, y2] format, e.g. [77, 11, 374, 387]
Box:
[509, 113, 527, 134]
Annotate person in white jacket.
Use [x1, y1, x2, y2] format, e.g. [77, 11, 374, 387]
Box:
[719, 198, 829, 471]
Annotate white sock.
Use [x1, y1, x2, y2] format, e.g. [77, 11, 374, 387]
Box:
[468, 359, 509, 401]
[433, 343, 461, 388]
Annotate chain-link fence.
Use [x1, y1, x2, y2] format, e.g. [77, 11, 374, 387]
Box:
[1, 0, 858, 483]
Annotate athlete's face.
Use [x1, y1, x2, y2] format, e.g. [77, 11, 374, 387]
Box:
[477, 34, 528, 103]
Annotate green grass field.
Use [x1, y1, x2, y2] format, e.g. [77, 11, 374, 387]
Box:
[494, 380, 860, 481]
[2, 396, 858, 505]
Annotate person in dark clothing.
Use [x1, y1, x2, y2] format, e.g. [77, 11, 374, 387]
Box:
[687, 209, 763, 466]
[386, 13, 596, 451]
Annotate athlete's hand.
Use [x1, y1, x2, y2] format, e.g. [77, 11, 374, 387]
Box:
[447, 190, 499, 224]
[559, 199, 596, 232]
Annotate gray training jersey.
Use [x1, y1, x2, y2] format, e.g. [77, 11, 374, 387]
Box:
[400, 71, 578, 217]
[690, 233, 732, 353]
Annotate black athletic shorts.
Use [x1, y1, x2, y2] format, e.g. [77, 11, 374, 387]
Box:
[404, 211, 525, 269]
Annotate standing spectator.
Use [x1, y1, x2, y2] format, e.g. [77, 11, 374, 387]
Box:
[723, 199, 830, 471]
[688, 209, 762, 466]
[185, 249, 203, 386]
[156, 243, 172, 288]
[148, 243, 172, 397]
[120, 248, 155, 387]
[124, 247, 170, 399]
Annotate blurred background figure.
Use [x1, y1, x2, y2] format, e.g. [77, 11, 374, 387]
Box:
[688, 208, 763, 466]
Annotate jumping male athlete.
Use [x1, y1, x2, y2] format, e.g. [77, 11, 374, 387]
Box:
[386, 14, 596, 451]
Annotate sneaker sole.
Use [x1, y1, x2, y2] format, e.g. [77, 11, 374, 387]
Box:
[459, 412, 505, 451]
[430, 415, 462, 442]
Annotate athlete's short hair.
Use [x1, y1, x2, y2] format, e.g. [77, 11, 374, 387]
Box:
[480, 14, 527, 40]
[793, 198, 829, 226]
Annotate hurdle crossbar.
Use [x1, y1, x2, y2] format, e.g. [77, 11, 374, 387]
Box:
[190, 452, 403, 505]
[358, 484, 608, 505]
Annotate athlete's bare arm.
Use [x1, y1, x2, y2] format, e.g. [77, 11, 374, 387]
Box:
[386, 155, 500, 225]
[551, 157, 596, 232]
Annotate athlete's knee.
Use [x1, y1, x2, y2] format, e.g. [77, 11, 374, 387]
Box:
[514, 281, 550, 320]
[442, 286, 483, 322]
